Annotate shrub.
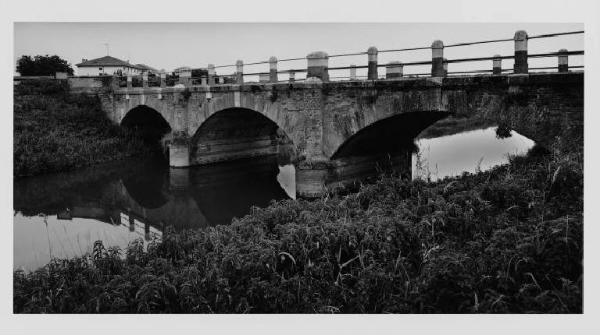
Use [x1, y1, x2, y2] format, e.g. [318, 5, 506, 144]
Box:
[14, 80, 152, 177]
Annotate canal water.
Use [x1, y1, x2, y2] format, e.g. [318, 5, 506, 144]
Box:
[13, 126, 535, 271]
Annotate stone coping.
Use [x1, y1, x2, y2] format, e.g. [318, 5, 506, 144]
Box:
[111, 72, 583, 95]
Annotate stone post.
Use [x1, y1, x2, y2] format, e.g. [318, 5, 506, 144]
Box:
[514, 30, 528, 74]
[493, 55, 502, 75]
[129, 216, 135, 232]
[367, 47, 378, 80]
[179, 69, 191, 86]
[289, 71, 295, 82]
[431, 40, 444, 77]
[443, 58, 448, 76]
[558, 49, 569, 73]
[110, 75, 120, 91]
[127, 74, 132, 89]
[208, 64, 216, 85]
[236, 60, 244, 84]
[201, 76, 207, 86]
[306, 51, 329, 81]
[269, 56, 278, 83]
[259, 73, 270, 83]
[142, 72, 148, 88]
[385, 61, 403, 79]
[350, 64, 357, 80]
[160, 72, 166, 87]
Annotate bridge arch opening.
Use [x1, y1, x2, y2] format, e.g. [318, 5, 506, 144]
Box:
[121, 105, 172, 152]
[331, 111, 449, 160]
[190, 107, 296, 166]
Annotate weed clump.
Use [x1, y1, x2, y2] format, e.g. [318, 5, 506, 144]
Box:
[14, 80, 151, 177]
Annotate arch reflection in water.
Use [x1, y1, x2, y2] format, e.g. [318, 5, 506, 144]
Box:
[413, 126, 536, 181]
[13, 155, 295, 271]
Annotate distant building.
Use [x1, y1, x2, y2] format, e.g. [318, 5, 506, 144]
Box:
[76, 56, 143, 76]
[135, 63, 159, 75]
[173, 66, 192, 75]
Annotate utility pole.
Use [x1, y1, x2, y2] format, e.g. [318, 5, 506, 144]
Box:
[103, 43, 110, 56]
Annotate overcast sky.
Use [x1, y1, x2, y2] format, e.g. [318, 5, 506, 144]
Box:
[14, 23, 583, 78]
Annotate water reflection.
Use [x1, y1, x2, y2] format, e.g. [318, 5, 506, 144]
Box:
[14, 155, 294, 271]
[13, 126, 535, 271]
[413, 127, 535, 181]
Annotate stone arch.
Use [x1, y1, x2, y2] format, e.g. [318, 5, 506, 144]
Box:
[121, 105, 173, 147]
[192, 90, 298, 143]
[330, 110, 449, 160]
[119, 96, 174, 126]
[189, 106, 297, 166]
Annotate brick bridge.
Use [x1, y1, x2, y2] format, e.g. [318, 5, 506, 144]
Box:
[66, 30, 583, 197]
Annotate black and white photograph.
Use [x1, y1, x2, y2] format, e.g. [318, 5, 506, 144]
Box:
[2, 0, 599, 333]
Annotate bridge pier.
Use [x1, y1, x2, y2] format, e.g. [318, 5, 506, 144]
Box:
[169, 141, 190, 168]
[296, 153, 411, 198]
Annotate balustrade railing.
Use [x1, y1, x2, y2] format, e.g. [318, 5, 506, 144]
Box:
[25, 29, 582, 88]
[192, 29, 583, 85]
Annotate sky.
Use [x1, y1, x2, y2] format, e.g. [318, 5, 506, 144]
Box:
[14, 22, 584, 80]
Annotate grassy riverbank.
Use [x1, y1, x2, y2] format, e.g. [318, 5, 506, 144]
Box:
[13, 145, 582, 313]
[14, 80, 151, 177]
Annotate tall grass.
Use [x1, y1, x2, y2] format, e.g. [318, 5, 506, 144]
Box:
[13, 146, 583, 313]
[14, 80, 151, 177]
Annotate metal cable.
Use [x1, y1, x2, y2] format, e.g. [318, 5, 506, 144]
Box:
[207, 30, 583, 70]
[528, 30, 584, 39]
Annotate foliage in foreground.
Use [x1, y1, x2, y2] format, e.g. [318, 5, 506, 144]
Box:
[13, 148, 583, 313]
[14, 80, 151, 177]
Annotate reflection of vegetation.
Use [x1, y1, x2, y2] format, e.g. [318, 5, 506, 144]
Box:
[495, 124, 513, 139]
[14, 143, 582, 313]
[14, 80, 151, 177]
[418, 116, 496, 139]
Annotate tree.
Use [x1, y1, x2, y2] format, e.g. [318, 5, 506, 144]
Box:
[16, 55, 74, 76]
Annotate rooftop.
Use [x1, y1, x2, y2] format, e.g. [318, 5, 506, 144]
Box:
[135, 63, 159, 72]
[76, 55, 140, 68]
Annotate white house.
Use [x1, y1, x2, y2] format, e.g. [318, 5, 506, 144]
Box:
[76, 56, 143, 76]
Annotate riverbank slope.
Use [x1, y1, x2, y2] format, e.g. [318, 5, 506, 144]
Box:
[14, 80, 150, 177]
